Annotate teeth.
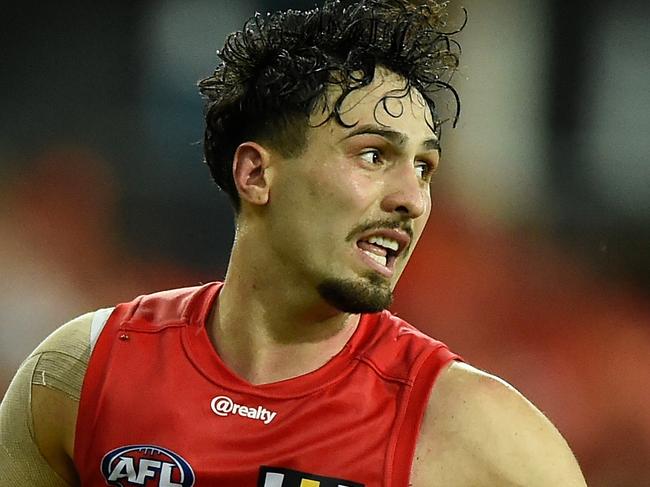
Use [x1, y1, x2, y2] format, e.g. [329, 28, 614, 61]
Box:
[363, 250, 387, 267]
[367, 236, 399, 252]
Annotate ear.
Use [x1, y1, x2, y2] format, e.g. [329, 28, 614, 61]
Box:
[232, 142, 272, 207]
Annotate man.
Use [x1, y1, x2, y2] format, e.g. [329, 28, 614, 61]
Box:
[0, 1, 587, 485]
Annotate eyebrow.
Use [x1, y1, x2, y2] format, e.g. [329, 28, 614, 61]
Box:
[340, 124, 440, 152]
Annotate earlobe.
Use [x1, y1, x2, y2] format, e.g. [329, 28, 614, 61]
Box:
[232, 142, 272, 206]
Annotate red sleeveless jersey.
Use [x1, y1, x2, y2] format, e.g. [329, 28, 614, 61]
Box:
[74, 283, 460, 487]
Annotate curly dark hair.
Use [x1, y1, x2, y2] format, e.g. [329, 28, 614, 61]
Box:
[198, 0, 464, 211]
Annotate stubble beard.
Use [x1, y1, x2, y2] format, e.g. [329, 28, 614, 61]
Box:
[317, 272, 393, 314]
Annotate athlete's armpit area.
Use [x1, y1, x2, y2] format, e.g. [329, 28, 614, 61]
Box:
[411, 361, 588, 487]
[0, 312, 95, 486]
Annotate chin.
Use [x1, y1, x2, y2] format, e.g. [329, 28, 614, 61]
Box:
[317, 274, 393, 313]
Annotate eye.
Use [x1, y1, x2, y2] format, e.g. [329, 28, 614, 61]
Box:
[359, 149, 382, 165]
[414, 160, 434, 180]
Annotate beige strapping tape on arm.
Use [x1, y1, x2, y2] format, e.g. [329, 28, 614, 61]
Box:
[0, 312, 93, 485]
[30, 313, 92, 401]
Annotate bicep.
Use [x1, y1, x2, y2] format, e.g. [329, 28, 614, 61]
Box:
[0, 355, 75, 486]
[0, 311, 95, 486]
[477, 372, 587, 486]
[413, 361, 587, 487]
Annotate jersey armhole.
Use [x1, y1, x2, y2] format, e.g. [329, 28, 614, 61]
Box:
[389, 347, 461, 486]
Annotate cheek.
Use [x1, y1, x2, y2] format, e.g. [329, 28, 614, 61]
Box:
[311, 169, 373, 211]
[409, 197, 432, 247]
[423, 193, 432, 220]
[346, 177, 373, 204]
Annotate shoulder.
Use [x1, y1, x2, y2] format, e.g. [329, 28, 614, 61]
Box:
[0, 311, 104, 486]
[32, 312, 101, 483]
[411, 361, 587, 487]
[359, 311, 458, 380]
[373, 310, 454, 353]
[32, 310, 96, 362]
[118, 282, 219, 325]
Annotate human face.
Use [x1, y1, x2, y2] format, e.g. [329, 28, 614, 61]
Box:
[265, 68, 439, 313]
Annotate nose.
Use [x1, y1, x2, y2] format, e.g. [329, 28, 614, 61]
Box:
[380, 164, 428, 219]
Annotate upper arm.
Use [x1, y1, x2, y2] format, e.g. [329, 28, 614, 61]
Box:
[412, 361, 587, 487]
[0, 311, 97, 486]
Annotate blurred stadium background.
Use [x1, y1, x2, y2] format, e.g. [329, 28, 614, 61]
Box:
[1, 0, 648, 484]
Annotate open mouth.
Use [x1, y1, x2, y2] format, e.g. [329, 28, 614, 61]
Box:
[353, 227, 410, 277]
[357, 236, 399, 271]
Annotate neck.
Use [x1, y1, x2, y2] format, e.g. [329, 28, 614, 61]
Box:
[208, 232, 360, 385]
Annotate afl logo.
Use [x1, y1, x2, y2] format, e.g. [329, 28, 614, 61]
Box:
[101, 445, 195, 487]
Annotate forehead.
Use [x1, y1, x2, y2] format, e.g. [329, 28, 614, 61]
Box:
[314, 67, 435, 139]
